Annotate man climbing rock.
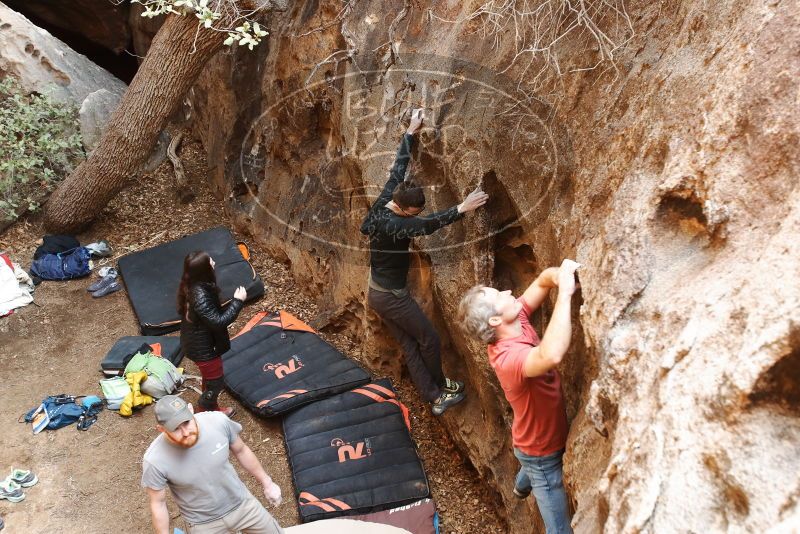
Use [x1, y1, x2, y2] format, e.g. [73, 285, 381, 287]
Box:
[142, 395, 283, 534]
[457, 259, 580, 534]
[360, 108, 489, 416]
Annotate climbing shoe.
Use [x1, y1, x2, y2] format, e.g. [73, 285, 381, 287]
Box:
[443, 378, 465, 394]
[0, 479, 24, 503]
[431, 390, 465, 416]
[92, 280, 122, 298]
[8, 469, 37, 488]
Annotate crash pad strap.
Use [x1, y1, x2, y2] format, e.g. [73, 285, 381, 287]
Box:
[233, 310, 317, 339]
[299, 492, 352, 512]
[351, 387, 411, 431]
[256, 389, 309, 408]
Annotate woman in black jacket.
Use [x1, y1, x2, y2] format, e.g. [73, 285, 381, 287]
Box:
[177, 251, 246, 416]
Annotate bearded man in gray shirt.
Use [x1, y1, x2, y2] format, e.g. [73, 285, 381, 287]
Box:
[142, 395, 283, 534]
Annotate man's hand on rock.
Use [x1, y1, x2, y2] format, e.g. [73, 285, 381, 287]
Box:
[407, 108, 424, 136]
[457, 187, 489, 213]
[555, 259, 581, 296]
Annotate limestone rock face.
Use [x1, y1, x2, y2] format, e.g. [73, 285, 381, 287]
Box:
[2, 0, 130, 54]
[0, 2, 126, 105]
[188, 1, 800, 532]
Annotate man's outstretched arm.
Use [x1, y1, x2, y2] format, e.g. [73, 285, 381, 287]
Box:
[522, 260, 579, 378]
[361, 111, 425, 230]
[230, 436, 282, 506]
[386, 187, 489, 237]
[521, 267, 559, 313]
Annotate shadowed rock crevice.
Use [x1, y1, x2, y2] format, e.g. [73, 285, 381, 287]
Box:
[749, 343, 800, 417]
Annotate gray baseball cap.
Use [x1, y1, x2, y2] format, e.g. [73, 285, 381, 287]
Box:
[154, 395, 193, 431]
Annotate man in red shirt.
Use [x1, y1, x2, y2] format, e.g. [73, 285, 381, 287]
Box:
[457, 259, 579, 534]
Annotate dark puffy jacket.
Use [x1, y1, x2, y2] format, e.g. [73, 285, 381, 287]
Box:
[180, 282, 244, 362]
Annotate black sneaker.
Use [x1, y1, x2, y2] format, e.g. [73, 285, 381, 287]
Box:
[431, 390, 465, 416]
[443, 377, 465, 394]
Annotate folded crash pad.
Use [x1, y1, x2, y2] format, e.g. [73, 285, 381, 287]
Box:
[223, 310, 370, 417]
[283, 379, 429, 522]
[118, 227, 264, 335]
[100, 336, 183, 376]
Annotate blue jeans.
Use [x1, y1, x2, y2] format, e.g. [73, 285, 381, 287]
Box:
[514, 448, 573, 534]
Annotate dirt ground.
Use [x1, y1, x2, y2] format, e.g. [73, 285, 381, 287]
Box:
[0, 141, 506, 533]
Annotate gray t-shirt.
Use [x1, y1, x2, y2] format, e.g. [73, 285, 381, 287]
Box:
[141, 411, 248, 525]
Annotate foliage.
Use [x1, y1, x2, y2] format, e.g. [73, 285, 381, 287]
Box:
[0, 78, 84, 222]
[132, 0, 269, 50]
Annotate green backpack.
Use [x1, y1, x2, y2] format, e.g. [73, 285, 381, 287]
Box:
[124, 351, 184, 399]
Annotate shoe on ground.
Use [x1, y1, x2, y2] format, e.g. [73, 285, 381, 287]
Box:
[0, 479, 24, 503]
[443, 377, 465, 394]
[87, 273, 118, 292]
[97, 266, 117, 279]
[9, 469, 37, 488]
[431, 390, 466, 416]
[85, 240, 113, 258]
[91, 280, 122, 298]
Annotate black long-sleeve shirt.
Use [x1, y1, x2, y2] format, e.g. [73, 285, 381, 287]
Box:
[360, 134, 463, 289]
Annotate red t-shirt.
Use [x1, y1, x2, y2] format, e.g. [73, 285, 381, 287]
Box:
[488, 298, 568, 456]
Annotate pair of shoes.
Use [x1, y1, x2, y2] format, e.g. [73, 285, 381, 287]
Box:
[219, 406, 236, 418]
[431, 390, 466, 416]
[85, 240, 113, 258]
[8, 469, 37, 488]
[88, 267, 117, 292]
[91, 280, 122, 298]
[443, 377, 465, 394]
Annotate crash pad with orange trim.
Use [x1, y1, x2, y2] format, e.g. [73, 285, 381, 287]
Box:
[222, 311, 370, 417]
[283, 379, 430, 523]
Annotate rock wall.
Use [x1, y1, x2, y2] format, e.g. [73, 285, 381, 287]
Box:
[186, 1, 799, 532]
[2, 0, 131, 54]
[0, 2, 126, 104]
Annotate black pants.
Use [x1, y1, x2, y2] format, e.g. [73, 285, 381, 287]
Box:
[368, 288, 445, 402]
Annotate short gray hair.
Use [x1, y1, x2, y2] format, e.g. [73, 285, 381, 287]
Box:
[457, 285, 498, 344]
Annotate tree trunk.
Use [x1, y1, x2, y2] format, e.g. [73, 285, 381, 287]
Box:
[44, 13, 225, 232]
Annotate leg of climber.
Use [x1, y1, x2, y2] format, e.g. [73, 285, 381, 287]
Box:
[368, 288, 465, 415]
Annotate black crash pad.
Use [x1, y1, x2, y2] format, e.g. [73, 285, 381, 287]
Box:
[117, 227, 264, 335]
[223, 311, 370, 417]
[283, 379, 429, 522]
[100, 336, 182, 376]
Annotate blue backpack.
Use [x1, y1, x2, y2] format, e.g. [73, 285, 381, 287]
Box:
[23, 395, 104, 432]
[30, 247, 91, 280]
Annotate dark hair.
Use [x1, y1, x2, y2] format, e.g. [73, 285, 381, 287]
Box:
[176, 251, 218, 315]
[392, 180, 426, 209]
